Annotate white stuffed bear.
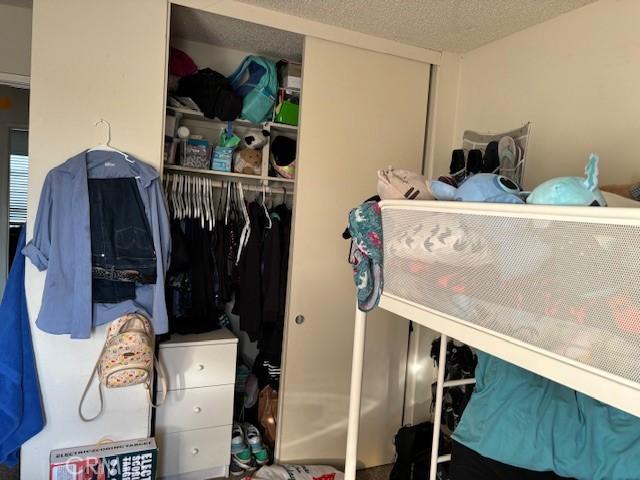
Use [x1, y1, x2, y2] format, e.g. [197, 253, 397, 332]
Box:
[242, 128, 270, 149]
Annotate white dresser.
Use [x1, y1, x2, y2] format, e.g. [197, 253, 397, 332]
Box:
[156, 329, 238, 480]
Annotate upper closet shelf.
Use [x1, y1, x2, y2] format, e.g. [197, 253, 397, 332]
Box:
[164, 164, 296, 184]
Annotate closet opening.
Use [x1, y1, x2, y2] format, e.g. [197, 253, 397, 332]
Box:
[157, 4, 303, 478]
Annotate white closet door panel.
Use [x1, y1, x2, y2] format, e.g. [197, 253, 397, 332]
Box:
[279, 37, 430, 468]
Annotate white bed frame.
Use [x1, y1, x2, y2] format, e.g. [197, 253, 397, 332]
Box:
[344, 200, 640, 480]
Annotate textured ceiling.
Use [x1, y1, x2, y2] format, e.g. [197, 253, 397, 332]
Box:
[235, 0, 597, 53]
[171, 5, 304, 61]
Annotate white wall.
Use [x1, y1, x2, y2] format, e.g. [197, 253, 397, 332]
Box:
[21, 1, 168, 478]
[0, 3, 32, 78]
[171, 37, 251, 77]
[436, 0, 640, 190]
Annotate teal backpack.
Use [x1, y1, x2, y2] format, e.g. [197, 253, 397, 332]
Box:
[228, 56, 278, 123]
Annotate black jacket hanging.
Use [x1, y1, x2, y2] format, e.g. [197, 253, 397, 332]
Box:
[238, 202, 265, 342]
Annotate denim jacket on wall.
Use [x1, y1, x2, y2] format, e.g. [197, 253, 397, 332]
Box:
[23, 150, 171, 339]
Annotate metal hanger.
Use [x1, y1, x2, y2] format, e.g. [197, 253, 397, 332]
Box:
[88, 119, 134, 163]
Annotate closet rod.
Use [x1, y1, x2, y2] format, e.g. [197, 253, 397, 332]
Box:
[165, 174, 294, 195]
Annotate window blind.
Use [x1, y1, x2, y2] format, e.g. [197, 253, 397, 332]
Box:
[9, 154, 28, 225]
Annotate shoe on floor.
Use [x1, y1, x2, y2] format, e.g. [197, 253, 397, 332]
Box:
[231, 422, 248, 454]
[231, 449, 256, 473]
[229, 460, 246, 477]
[244, 423, 269, 465]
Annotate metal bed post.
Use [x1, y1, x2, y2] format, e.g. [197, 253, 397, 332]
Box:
[429, 333, 448, 480]
[345, 306, 367, 480]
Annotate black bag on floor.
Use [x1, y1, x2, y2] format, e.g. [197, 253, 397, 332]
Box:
[390, 422, 447, 480]
[177, 68, 242, 121]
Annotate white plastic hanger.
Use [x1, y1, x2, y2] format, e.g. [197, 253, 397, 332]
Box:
[177, 174, 186, 219]
[236, 182, 251, 265]
[171, 174, 180, 219]
[206, 177, 215, 231]
[262, 184, 272, 229]
[88, 119, 134, 163]
[224, 182, 231, 225]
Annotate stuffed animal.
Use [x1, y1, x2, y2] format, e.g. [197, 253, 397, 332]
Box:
[527, 153, 607, 206]
[377, 167, 432, 200]
[233, 148, 262, 175]
[242, 128, 270, 149]
[430, 173, 524, 204]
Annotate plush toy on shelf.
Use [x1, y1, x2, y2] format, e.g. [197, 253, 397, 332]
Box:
[233, 128, 270, 175]
[526, 153, 607, 206]
[241, 128, 270, 149]
[233, 149, 262, 175]
[429, 173, 525, 204]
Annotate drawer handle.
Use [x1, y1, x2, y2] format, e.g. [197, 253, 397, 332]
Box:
[193, 406, 202, 413]
[192, 448, 199, 456]
[196, 364, 205, 371]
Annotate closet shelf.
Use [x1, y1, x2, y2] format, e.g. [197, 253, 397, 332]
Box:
[269, 122, 298, 132]
[164, 164, 296, 184]
[175, 111, 298, 132]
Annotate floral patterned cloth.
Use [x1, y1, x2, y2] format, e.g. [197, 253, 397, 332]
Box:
[348, 201, 383, 311]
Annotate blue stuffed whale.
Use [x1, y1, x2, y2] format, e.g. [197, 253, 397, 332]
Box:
[430, 173, 525, 204]
[527, 153, 606, 206]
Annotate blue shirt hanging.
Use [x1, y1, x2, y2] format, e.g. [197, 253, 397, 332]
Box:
[0, 228, 44, 466]
[23, 150, 171, 339]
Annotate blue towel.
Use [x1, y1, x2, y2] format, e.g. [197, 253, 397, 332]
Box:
[0, 228, 44, 466]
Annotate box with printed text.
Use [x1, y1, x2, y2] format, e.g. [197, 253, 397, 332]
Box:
[49, 437, 157, 480]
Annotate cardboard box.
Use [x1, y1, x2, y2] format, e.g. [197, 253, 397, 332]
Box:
[50, 437, 157, 480]
[279, 62, 302, 91]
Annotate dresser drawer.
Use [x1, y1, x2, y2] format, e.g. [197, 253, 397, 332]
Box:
[159, 343, 236, 390]
[157, 425, 231, 477]
[156, 384, 234, 435]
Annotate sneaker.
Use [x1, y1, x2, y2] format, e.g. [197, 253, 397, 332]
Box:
[244, 423, 269, 465]
[449, 149, 466, 185]
[466, 149, 482, 176]
[231, 422, 254, 470]
[481, 141, 499, 173]
[231, 449, 256, 476]
[231, 423, 248, 455]
[229, 460, 246, 477]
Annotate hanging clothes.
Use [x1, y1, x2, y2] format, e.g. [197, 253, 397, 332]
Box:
[166, 219, 223, 334]
[0, 229, 44, 465]
[237, 202, 266, 342]
[23, 151, 171, 339]
[259, 203, 291, 357]
[88, 177, 157, 303]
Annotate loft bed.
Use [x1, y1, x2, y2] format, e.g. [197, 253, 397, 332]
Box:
[344, 199, 640, 480]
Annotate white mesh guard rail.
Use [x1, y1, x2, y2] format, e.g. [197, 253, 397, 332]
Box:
[345, 200, 640, 480]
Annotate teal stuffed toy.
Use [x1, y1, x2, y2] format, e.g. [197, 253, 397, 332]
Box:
[430, 173, 525, 204]
[527, 153, 607, 206]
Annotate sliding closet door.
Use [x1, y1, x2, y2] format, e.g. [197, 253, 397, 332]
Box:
[279, 37, 430, 467]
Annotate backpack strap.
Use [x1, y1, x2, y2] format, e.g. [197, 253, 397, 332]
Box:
[78, 343, 107, 422]
[147, 355, 168, 408]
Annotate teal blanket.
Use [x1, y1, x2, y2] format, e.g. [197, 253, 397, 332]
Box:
[453, 352, 640, 480]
